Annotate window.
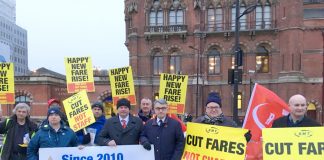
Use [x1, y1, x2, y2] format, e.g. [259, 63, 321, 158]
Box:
[256, 46, 269, 73]
[237, 92, 242, 109]
[207, 5, 223, 31]
[208, 49, 221, 74]
[255, 1, 271, 29]
[149, 8, 163, 26]
[153, 56, 163, 75]
[15, 95, 31, 105]
[169, 8, 183, 25]
[170, 55, 180, 74]
[240, 4, 247, 30]
[231, 4, 236, 30]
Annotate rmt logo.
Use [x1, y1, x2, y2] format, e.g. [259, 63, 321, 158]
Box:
[205, 127, 219, 134]
[294, 130, 313, 138]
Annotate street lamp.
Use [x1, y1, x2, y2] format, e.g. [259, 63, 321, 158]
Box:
[233, 1, 257, 124]
[189, 45, 200, 118]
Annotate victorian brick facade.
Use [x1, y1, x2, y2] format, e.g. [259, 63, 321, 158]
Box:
[124, 0, 324, 124]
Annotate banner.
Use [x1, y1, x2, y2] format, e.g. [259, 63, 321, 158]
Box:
[159, 73, 188, 114]
[263, 127, 324, 160]
[108, 66, 136, 106]
[65, 57, 95, 93]
[40, 145, 154, 160]
[242, 83, 290, 141]
[0, 63, 15, 104]
[182, 122, 247, 160]
[63, 90, 95, 132]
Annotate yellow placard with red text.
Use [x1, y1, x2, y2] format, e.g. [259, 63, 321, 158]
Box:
[108, 66, 136, 106]
[159, 73, 188, 114]
[0, 63, 15, 104]
[262, 127, 324, 160]
[65, 57, 95, 93]
[182, 122, 247, 160]
[63, 90, 95, 132]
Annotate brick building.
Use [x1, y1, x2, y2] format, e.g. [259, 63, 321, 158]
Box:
[124, 0, 324, 124]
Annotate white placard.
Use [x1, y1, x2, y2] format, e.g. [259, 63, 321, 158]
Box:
[40, 145, 154, 160]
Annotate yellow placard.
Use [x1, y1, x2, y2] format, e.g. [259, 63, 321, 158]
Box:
[263, 127, 324, 160]
[182, 122, 247, 160]
[108, 66, 136, 106]
[63, 90, 95, 132]
[64, 57, 95, 93]
[0, 63, 15, 104]
[159, 73, 188, 114]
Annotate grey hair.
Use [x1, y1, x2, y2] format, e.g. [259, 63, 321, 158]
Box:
[141, 98, 152, 104]
[13, 103, 31, 114]
[154, 98, 168, 106]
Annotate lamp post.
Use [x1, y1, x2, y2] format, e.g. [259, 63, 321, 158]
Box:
[248, 70, 255, 97]
[189, 45, 200, 118]
[233, 0, 257, 124]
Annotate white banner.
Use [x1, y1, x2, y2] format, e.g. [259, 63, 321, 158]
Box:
[40, 145, 154, 160]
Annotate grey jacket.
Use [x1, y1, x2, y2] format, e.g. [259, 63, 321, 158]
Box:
[194, 115, 237, 127]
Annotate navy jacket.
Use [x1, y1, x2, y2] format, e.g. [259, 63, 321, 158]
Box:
[76, 115, 106, 144]
[140, 116, 184, 160]
[27, 121, 78, 160]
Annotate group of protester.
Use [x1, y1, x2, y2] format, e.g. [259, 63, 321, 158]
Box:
[0, 92, 321, 160]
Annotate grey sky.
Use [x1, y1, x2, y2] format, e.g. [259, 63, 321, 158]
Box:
[15, 0, 128, 75]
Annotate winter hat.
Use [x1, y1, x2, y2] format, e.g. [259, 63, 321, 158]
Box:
[206, 92, 222, 107]
[116, 98, 131, 109]
[47, 107, 62, 118]
[92, 102, 104, 111]
[48, 98, 61, 107]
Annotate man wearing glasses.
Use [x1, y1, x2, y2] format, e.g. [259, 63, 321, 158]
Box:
[194, 92, 237, 127]
[140, 99, 184, 160]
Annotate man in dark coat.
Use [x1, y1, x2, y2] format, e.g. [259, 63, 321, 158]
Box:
[194, 92, 237, 127]
[140, 98, 184, 160]
[0, 103, 38, 160]
[137, 98, 154, 123]
[97, 98, 143, 146]
[272, 94, 321, 127]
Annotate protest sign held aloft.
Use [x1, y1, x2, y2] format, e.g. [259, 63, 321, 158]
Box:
[159, 73, 188, 114]
[65, 56, 95, 93]
[63, 90, 96, 132]
[109, 66, 136, 106]
[0, 62, 15, 104]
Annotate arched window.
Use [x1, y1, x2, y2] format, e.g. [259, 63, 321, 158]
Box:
[208, 49, 221, 74]
[207, 5, 223, 31]
[169, 8, 184, 25]
[149, 8, 163, 26]
[15, 95, 31, 106]
[153, 53, 163, 75]
[240, 3, 247, 30]
[255, 1, 271, 29]
[170, 55, 181, 74]
[256, 46, 269, 73]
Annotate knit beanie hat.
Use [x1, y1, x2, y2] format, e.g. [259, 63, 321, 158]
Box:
[92, 102, 104, 111]
[116, 98, 131, 109]
[47, 107, 62, 118]
[206, 92, 222, 107]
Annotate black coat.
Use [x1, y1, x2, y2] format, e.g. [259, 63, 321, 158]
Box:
[140, 116, 185, 160]
[97, 114, 143, 145]
[272, 115, 321, 128]
[0, 115, 37, 160]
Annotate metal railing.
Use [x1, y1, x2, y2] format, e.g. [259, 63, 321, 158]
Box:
[205, 20, 277, 32]
[304, 0, 324, 4]
[144, 25, 187, 33]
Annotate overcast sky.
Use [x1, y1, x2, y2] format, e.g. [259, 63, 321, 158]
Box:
[15, 0, 128, 75]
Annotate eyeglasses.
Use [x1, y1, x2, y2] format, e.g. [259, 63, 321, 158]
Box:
[206, 106, 220, 110]
[154, 107, 168, 111]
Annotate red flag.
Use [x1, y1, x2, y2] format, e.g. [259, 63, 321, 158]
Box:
[168, 114, 187, 132]
[242, 83, 290, 141]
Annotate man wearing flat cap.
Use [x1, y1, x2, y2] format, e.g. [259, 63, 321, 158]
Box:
[27, 107, 78, 160]
[97, 98, 143, 146]
[194, 92, 237, 127]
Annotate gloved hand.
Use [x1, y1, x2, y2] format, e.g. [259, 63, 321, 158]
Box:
[82, 133, 91, 144]
[142, 142, 151, 151]
[244, 130, 252, 142]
